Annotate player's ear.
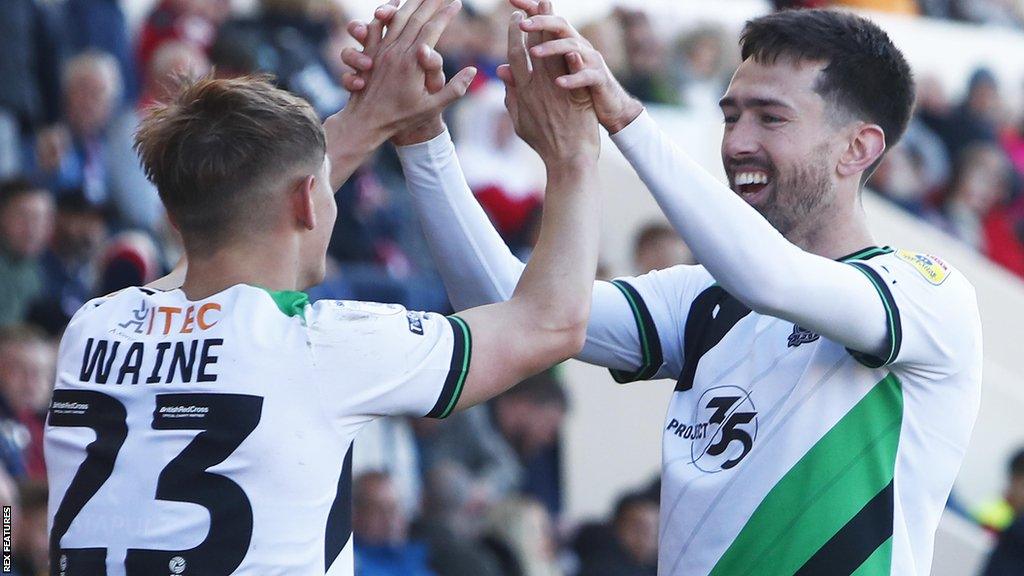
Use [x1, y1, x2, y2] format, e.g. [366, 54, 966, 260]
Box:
[293, 174, 317, 231]
[837, 123, 885, 179]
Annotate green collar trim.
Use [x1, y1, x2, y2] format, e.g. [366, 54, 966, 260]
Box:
[838, 246, 893, 263]
[259, 288, 310, 318]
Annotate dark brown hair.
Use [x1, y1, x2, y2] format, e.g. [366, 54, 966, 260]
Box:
[134, 74, 325, 249]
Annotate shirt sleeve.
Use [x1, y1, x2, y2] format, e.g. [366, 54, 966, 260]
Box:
[845, 251, 982, 375]
[600, 265, 715, 383]
[309, 300, 471, 419]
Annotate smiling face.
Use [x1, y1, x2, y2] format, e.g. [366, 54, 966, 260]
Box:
[720, 57, 845, 237]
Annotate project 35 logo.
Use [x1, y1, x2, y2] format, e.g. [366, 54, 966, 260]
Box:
[666, 385, 758, 473]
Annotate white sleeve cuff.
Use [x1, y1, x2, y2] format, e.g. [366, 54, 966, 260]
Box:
[395, 128, 456, 166]
[609, 109, 658, 153]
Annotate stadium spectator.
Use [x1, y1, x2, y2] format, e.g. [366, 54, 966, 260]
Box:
[353, 417, 423, 519]
[976, 449, 1024, 533]
[931, 143, 1024, 277]
[139, 41, 211, 110]
[40, 51, 162, 230]
[12, 481, 48, 576]
[922, 68, 1003, 162]
[633, 222, 694, 273]
[453, 80, 544, 253]
[576, 492, 659, 576]
[411, 463, 504, 576]
[0, 179, 54, 327]
[137, 0, 229, 72]
[982, 513, 1024, 575]
[673, 26, 734, 114]
[0, 0, 64, 179]
[216, 0, 347, 118]
[614, 9, 678, 105]
[64, 0, 139, 104]
[482, 497, 562, 576]
[27, 190, 107, 334]
[424, 371, 568, 516]
[354, 471, 437, 576]
[0, 325, 55, 482]
[96, 230, 164, 295]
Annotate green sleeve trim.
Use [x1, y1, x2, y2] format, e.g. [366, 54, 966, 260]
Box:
[427, 315, 472, 419]
[845, 263, 902, 368]
[608, 279, 664, 383]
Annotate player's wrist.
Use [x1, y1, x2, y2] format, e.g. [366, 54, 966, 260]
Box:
[390, 116, 446, 147]
[602, 96, 644, 135]
[325, 106, 389, 187]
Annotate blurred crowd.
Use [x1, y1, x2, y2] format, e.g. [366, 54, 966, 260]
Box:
[776, 0, 1024, 28]
[1, 0, 1023, 574]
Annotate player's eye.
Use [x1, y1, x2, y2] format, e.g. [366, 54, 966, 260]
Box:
[761, 114, 785, 124]
[723, 114, 739, 125]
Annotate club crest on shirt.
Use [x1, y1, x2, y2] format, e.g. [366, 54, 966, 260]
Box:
[787, 325, 819, 348]
[895, 249, 949, 285]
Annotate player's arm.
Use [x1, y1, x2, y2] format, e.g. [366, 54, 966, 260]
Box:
[340, 2, 651, 375]
[516, 2, 894, 361]
[444, 7, 603, 409]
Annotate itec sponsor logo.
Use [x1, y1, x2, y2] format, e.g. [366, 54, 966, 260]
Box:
[895, 249, 949, 285]
[666, 385, 758, 473]
[119, 300, 222, 336]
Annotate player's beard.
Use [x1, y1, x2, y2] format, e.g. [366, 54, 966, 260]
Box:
[753, 142, 836, 237]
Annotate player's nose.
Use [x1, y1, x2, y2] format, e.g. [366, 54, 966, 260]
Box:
[722, 118, 761, 159]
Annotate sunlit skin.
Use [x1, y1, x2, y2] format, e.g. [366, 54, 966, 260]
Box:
[719, 57, 878, 253]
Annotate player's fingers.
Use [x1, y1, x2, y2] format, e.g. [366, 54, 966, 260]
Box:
[431, 66, 478, 107]
[418, 45, 447, 93]
[394, 0, 445, 47]
[364, 16, 386, 53]
[342, 72, 366, 92]
[519, 14, 579, 39]
[555, 68, 602, 90]
[341, 47, 374, 72]
[508, 0, 541, 16]
[495, 63, 516, 88]
[566, 51, 586, 74]
[529, 37, 585, 59]
[374, 0, 400, 22]
[507, 11, 531, 85]
[347, 20, 369, 46]
[383, 0, 426, 45]
[415, 0, 461, 49]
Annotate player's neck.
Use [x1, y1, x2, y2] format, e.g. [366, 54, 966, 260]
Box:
[180, 240, 302, 300]
[783, 199, 876, 261]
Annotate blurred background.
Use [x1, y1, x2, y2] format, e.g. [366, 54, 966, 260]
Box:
[1, 0, 1023, 574]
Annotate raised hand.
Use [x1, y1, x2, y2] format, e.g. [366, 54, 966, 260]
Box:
[325, 0, 476, 187]
[495, 2, 599, 168]
[509, 0, 643, 133]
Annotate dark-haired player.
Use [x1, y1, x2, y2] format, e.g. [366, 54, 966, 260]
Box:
[344, 4, 982, 574]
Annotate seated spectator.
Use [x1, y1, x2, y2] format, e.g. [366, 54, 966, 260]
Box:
[64, 0, 139, 104]
[137, 0, 230, 72]
[976, 449, 1024, 534]
[96, 230, 163, 294]
[12, 481, 47, 576]
[411, 463, 504, 576]
[216, 0, 346, 118]
[453, 81, 544, 253]
[482, 497, 562, 576]
[353, 417, 422, 519]
[983, 514, 1024, 575]
[0, 179, 53, 327]
[0, 326, 55, 482]
[28, 190, 108, 334]
[354, 471, 437, 576]
[924, 68, 1004, 162]
[615, 9, 678, 106]
[673, 26, 733, 114]
[633, 222, 694, 273]
[37, 51, 163, 230]
[576, 492, 658, 576]
[930, 143, 1024, 277]
[138, 41, 211, 110]
[423, 372, 569, 516]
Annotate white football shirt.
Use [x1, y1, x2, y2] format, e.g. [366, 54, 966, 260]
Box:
[45, 284, 471, 576]
[610, 247, 982, 575]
